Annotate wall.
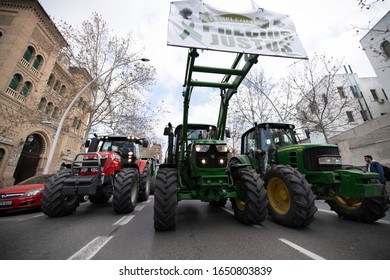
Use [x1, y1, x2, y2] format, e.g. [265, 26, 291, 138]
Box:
[328, 113, 390, 167]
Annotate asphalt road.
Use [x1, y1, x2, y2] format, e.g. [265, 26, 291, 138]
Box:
[1, 198, 390, 260]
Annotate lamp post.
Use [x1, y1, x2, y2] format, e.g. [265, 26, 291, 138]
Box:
[43, 58, 149, 174]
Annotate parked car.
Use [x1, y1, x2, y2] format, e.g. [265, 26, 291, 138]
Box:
[0, 174, 52, 213]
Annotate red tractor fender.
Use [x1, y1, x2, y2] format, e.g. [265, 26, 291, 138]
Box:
[137, 159, 149, 174]
[103, 152, 122, 175]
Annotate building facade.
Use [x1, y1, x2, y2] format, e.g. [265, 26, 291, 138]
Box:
[0, 0, 92, 187]
[360, 10, 390, 103]
[301, 71, 390, 143]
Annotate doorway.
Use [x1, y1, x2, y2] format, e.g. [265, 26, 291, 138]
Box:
[13, 134, 43, 184]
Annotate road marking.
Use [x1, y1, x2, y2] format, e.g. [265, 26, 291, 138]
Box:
[377, 219, 390, 225]
[317, 209, 335, 215]
[135, 204, 145, 211]
[279, 238, 326, 260]
[68, 236, 113, 260]
[68, 199, 152, 260]
[113, 215, 134, 226]
[0, 213, 44, 222]
[221, 207, 234, 215]
[253, 224, 264, 229]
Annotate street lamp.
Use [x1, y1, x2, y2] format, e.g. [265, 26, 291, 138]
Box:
[43, 58, 149, 174]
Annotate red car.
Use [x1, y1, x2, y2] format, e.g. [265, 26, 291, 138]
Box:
[0, 174, 52, 213]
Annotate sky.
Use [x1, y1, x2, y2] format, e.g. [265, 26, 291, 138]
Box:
[38, 0, 390, 143]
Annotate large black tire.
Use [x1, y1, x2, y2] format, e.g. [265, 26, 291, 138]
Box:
[41, 172, 79, 217]
[326, 195, 389, 222]
[154, 168, 178, 231]
[231, 168, 268, 225]
[264, 165, 317, 228]
[112, 168, 139, 214]
[138, 165, 151, 202]
[150, 175, 156, 195]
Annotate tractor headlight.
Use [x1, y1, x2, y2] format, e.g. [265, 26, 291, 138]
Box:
[219, 158, 225, 165]
[318, 156, 342, 165]
[216, 145, 228, 152]
[201, 158, 207, 165]
[195, 145, 210, 152]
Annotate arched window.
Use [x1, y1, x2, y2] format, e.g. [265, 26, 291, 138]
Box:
[22, 46, 34, 62]
[76, 119, 82, 130]
[32, 55, 43, 70]
[72, 117, 78, 128]
[9, 74, 22, 90]
[38, 97, 47, 111]
[0, 148, 5, 163]
[20, 81, 32, 96]
[53, 80, 60, 92]
[52, 107, 59, 119]
[82, 100, 87, 111]
[45, 102, 54, 115]
[47, 74, 55, 86]
[381, 40, 390, 58]
[59, 85, 66, 95]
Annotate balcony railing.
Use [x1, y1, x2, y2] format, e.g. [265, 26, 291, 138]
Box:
[5, 87, 17, 97]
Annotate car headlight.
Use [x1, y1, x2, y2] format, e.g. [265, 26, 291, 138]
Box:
[318, 156, 342, 165]
[195, 145, 210, 152]
[216, 145, 228, 152]
[22, 188, 43, 197]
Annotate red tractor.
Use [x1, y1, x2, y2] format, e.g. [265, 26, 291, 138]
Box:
[42, 135, 151, 217]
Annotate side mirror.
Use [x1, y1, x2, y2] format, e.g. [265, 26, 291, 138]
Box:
[225, 128, 231, 138]
[164, 122, 173, 135]
[142, 138, 150, 148]
[85, 140, 90, 148]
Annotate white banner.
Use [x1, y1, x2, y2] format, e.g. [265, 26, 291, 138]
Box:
[168, 0, 307, 59]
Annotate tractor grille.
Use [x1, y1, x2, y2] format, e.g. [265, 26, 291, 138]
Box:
[303, 146, 340, 171]
[195, 145, 227, 168]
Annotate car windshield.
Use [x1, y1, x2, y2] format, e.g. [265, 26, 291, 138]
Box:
[19, 175, 51, 185]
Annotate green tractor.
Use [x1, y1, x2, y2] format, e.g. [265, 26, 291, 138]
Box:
[230, 122, 389, 227]
[153, 49, 268, 231]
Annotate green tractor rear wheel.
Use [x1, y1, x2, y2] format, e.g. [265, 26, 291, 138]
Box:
[231, 168, 268, 225]
[327, 195, 389, 222]
[265, 165, 317, 228]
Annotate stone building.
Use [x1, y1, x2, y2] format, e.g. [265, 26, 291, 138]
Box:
[0, 0, 92, 187]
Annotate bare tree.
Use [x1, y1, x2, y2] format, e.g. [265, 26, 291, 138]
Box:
[57, 13, 157, 141]
[228, 68, 278, 153]
[287, 53, 359, 143]
[357, 0, 385, 9]
[230, 68, 276, 126]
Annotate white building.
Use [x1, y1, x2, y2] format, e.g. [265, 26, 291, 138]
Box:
[360, 10, 390, 106]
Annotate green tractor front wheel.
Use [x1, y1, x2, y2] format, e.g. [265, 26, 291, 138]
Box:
[154, 168, 178, 231]
[265, 165, 317, 228]
[231, 168, 268, 225]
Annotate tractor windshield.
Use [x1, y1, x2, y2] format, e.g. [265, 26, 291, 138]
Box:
[259, 127, 297, 150]
[187, 127, 216, 140]
[101, 141, 136, 158]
